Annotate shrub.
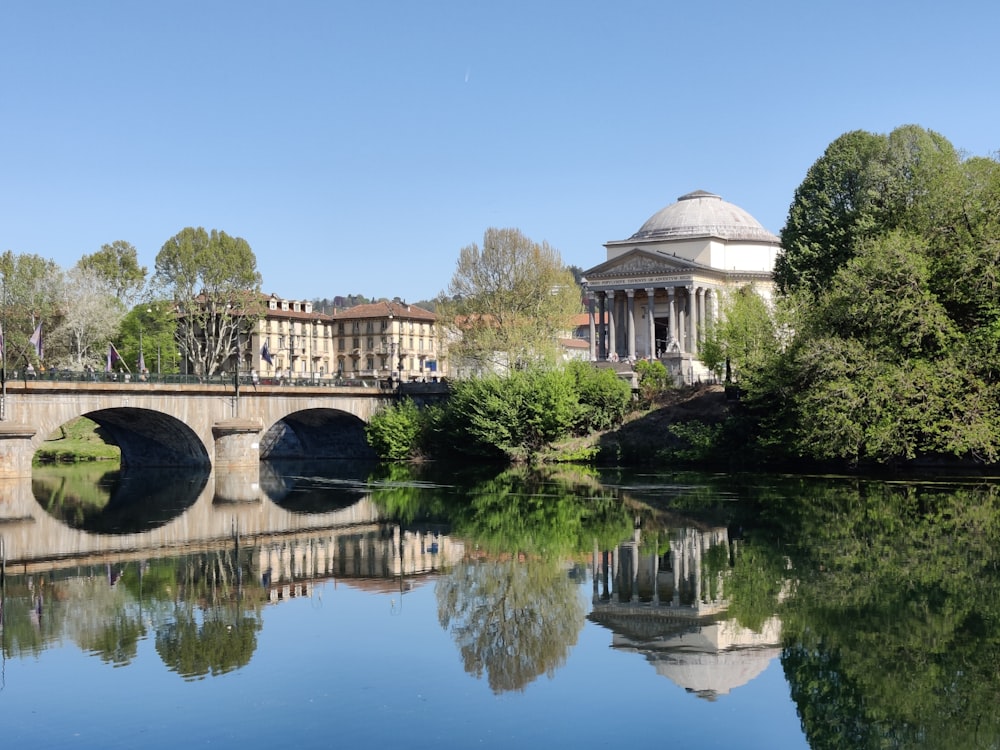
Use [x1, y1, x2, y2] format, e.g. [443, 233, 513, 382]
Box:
[567, 361, 633, 432]
[366, 399, 423, 460]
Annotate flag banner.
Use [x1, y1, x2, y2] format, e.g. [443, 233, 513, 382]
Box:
[28, 323, 43, 360]
[0, 323, 4, 361]
[106, 343, 122, 372]
[138, 349, 146, 373]
[261, 340, 273, 365]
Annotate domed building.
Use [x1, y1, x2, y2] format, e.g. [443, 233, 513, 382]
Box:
[581, 190, 780, 381]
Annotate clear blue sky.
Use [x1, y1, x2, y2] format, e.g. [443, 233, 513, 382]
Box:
[2, 1, 997, 305]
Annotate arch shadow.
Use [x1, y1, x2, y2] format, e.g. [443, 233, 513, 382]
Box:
[85, 407, 211, 468]
[260, 408, 375, 461]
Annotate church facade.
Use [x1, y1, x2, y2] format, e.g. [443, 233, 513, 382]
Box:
[581, 190, 780, 382]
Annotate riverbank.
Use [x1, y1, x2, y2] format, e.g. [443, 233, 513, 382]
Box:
[540, 384, 733, 466]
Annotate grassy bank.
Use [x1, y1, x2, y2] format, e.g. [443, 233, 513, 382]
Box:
[35, 416, 121, 464]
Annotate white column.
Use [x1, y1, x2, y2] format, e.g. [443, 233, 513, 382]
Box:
[587, 293, 597, 361]
[686, 284, 697, 356]
[645, 288, 656, 358]
[607, 291, 617, 360]
[667, 287, 677, 350]
[626, 290, 636, 361]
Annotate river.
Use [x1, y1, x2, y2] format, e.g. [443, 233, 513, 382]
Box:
[3, 461, 998, 749]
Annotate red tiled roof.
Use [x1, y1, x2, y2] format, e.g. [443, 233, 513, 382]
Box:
[332, 300, 436, 321]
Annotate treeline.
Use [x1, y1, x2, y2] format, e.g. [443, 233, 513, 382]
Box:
[726, 124, 1000, 469]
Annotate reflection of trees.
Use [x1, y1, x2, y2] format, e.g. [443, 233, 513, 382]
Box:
[153, 547, 263, 680]
[2, 545, 265, 679]
[450, 466, 631, 557]
[437, 559, 585, 694]
[63, 578, 145, 667]
[156, 605, 260, 680]
[770, 481, 1000, 749]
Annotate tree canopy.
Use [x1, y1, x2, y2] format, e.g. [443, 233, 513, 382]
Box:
[77, 240, 148, 309]
[741, 125, 1000, 468]
[439, 228, 580, 372]
[154, 227, 262, 377]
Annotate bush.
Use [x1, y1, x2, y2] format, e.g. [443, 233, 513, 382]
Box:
[366, 399, 423, 460]
[634, 359, 671, 403]
[567, 361, 633, 432]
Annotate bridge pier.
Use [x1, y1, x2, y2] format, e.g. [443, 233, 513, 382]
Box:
[0, 425, 38, 479]
[212, 419, 264, 504]
[212, 418, 263, 469]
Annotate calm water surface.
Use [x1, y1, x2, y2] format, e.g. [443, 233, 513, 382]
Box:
[5, 462, 999, 749]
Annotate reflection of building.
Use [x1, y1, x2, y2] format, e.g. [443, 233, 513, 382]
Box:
[589, 525, 782, 700]
[252, 525, 464, 604]
[582, 190, 780, 383]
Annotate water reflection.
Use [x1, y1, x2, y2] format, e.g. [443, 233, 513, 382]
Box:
[8, 465, 1000, 745]
[588, 522, 783, 701]
[260, 459, 375, 512]
[32, 463, 207, 533]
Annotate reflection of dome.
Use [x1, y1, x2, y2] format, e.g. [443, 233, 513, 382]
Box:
[651, 646, 781, 701]
[630, 190, 779, 243]
[610, 616, 783, 701]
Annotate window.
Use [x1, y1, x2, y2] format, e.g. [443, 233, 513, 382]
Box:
[338, 339, 345, 352]
[366, 321, 374, 333]
[367, 337, 374, 350]
[337, 322, 344, 334]
[366, 356, 374, 370]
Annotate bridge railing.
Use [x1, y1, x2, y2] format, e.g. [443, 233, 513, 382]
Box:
[10, 369, 411, 390]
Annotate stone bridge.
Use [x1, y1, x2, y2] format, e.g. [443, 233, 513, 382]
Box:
[0, 380, 407, 478]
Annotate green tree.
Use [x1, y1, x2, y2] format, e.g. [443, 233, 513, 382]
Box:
[0, 250, 63, 368]
[700, 285, 778, 383]
[441, 369, 580, 459]
[117, 302, 181, 375]
[775, 129, 888, 296]
[77, 240, 148, 309]
[566, 359, 633, 431]
[154, 227, 262, 377]
[439, 228, 580, 372]
[775, 125, 962, 298]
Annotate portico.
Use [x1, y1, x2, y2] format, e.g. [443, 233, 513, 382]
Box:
[582, 190, 780, 381]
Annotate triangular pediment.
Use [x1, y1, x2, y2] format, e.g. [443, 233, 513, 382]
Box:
[583, 249, 703, 281]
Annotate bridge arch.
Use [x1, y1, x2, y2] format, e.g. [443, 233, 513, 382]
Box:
[88, 407, 212, 467]
[260, 408, 375, 460]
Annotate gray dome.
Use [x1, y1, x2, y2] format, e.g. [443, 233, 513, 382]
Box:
[630, 190, 779, 243]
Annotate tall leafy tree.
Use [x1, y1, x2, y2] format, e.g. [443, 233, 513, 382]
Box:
[699, 284, 779, 383]
[77, 240, 148, 309]
[154, 228, 262, 377]
[0, 250, 63, 367]
[775, 130, 888, 296]
[49, 265, 124, 369]
[439, 228, 580, 373]
[775, 125, 963, 298]
[747, 126, 1000, 467]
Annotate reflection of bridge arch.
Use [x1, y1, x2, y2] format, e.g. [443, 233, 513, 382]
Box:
[0, 381, 395, 476]
[0, 472, 385, 564]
